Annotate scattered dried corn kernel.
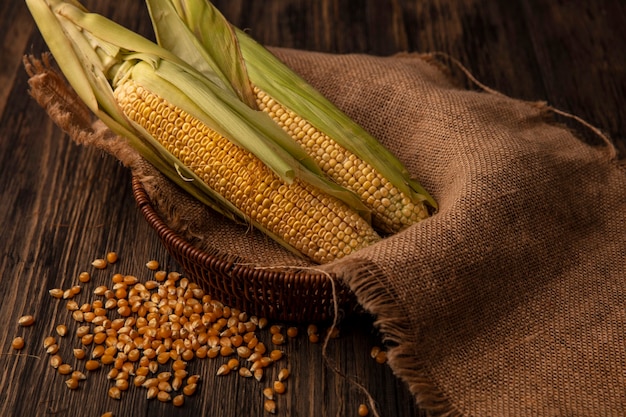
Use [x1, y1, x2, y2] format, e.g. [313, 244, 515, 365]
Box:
[264, 399, 277, 414]
[273, 380, 286, 395]
[172, 394, 184, 407]
[374, 350, 387, 364]
[49, 355, 62, 368]
[65, 378, 79, 390]
[18, 315, 35, 327]
[157, 390, 171, 402]
[286, 327, 298, 338]
[92, 258, 107, 269]
[49, 288, 64, 299]
[55, 324, 68, 337]
[106, 252, 118, 264]
[58, 364, 73, 375]
[358, 403, 370, 416]
[145, 260, 159, 271]
[277, 368, 290, 382]
[46, 344, 59, 354]
[108, 386, 121, 400]
[11, 337, 25, 350]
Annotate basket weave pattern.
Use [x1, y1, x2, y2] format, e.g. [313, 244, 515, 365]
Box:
[132, 176, 357, 323]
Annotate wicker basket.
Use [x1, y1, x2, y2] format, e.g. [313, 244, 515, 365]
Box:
[131, 177, 358, 323]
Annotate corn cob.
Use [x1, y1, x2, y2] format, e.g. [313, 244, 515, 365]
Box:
[113, 79, 380, 263]
[26, 0, 380, 264]
[253, 86, 429, 233]
[145, 0, 438, 234]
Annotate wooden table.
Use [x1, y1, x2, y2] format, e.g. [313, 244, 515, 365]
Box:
[1, 1, 624, 416]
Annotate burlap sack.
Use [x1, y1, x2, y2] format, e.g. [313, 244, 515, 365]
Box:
[25, 47, 626, 417]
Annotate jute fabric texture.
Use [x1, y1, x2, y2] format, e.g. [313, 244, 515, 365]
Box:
[26, 47, 626, 416]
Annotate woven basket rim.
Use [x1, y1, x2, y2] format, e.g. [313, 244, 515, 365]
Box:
[130, 176, 358, 323]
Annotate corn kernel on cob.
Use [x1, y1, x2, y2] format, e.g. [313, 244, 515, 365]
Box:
[113, 78, 380, 262]
[145, 0, 438, 234]
[253, 86, 430, 233]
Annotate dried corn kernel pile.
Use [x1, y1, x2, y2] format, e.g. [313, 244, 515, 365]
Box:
[10, 251, 388, 417]
[39, 252, 301, 415]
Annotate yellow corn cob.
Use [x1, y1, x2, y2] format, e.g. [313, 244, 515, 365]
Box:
[253, 86, 430, 234]
[114, 79, 381, 263]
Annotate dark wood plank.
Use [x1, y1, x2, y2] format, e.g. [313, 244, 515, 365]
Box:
[1, 1, 624, 417]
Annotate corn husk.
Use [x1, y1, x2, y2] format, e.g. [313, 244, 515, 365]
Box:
[146, 0, 438, 211]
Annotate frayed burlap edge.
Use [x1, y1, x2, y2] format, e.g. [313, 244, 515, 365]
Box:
[327, 258, 462, 417]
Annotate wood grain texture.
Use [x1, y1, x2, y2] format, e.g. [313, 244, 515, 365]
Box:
[1, 1, 624, 417]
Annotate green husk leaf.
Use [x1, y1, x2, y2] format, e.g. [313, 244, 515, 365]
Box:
[146, 0, 257, 108]
[236, 29, 438, 209]
[147, 0, 437, 210]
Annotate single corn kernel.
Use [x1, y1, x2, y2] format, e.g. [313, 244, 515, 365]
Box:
[106, 252, 119, 264]
[262, 387, 274, 400]
[12, 337, 25, 350]
[145, 260, 159, 271]
[143, 386, 158, 400]
[271, 333, 285, 346]
[85, 360, 101, 371]
[58, 364, 73, 375]
[55, 324, 68, 337]
[286, 327, 298, 338]
[273, 380, 286, 395]
[216, 364, 230, 376]
[93, 286, 108, 296]
[269, 350, 283, 361]
[101, 412, 114, 417]
[254, 368, 263, 382]
[92, 259, 107, 269]
[78, 271, 91, 283]
[264, 399, 277, 414]
[269, 325, 281, 335]
[108, 386, 121, 400]
[182, 383, 197, 396]
[370, 346, 381, 359]
[65, 378, 79, 390]
[72, 371, 87, 381]
[358, 403, 370, 416]
[18, 315, 35, 327]
[49, 355, 62, 368]
[72, 310, 84, 322]
[227, 358, 239, 370]
[278, 368, 290, 382]
[157, 390, 171, 402]
[172, 394, 185, 407]
[115, 379, 129, 391]
[49, 288, 64, 299]
[374, 350, 387, 364]
[171, 376, 183, 391]
[73, 348, 86, 360]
